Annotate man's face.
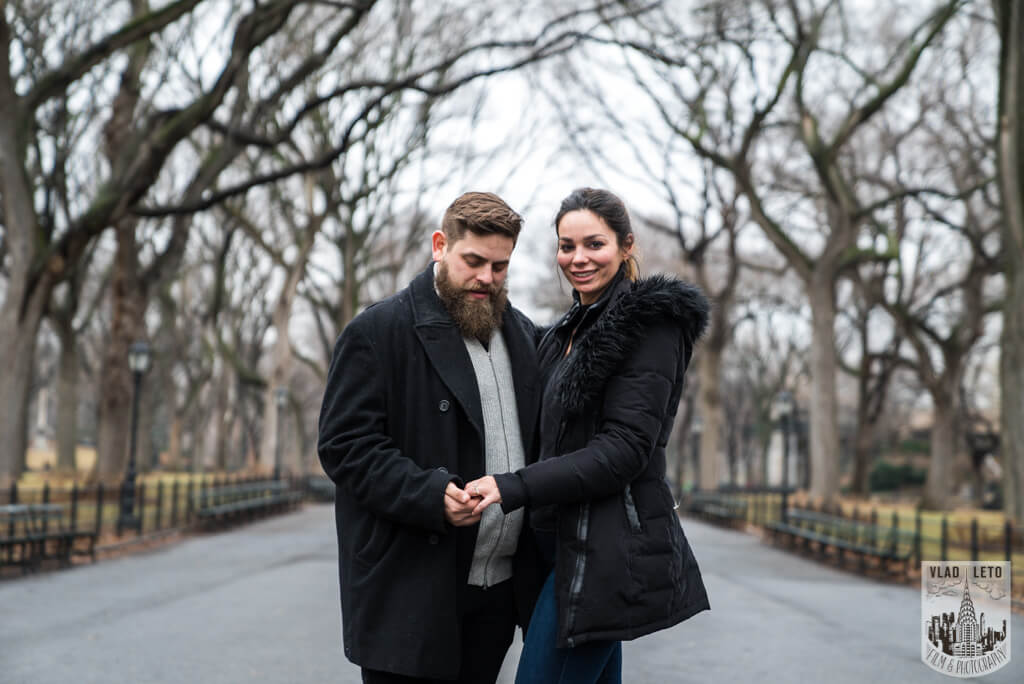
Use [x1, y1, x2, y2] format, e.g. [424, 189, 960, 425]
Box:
[432, 229, 515, 295]
[432, 230, 515, 340]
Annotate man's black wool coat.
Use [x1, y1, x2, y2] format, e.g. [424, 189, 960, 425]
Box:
[317, 264, 541, 680]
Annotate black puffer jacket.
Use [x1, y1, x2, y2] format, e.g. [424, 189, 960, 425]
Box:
[496, 271, 710, 647]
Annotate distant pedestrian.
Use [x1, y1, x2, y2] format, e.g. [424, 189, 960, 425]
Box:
[318, 192, 543, 683]
[468, 187, 711, 683]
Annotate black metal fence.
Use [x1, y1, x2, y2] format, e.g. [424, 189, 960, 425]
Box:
[683, 487, 1024, 602]
[1, 474, 334, 574]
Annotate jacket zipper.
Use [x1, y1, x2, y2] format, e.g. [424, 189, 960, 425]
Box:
[553, 414, 587, 646]
[623, 484, 642, 533]
[564, 501, 590, 647]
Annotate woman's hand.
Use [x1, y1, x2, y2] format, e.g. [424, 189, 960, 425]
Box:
[465, 476, 502, 516]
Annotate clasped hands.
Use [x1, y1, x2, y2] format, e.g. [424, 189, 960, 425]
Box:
[443, 477, 503, 527]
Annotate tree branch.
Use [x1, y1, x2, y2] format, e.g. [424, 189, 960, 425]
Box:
[828, 0, 965, 153]
[23, 0, 205, 113]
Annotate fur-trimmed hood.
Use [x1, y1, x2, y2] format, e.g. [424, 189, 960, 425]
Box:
[558, 274, 709, 415]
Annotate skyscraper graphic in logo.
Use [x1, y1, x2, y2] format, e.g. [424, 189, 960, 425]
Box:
[922, 561, 1011, 677]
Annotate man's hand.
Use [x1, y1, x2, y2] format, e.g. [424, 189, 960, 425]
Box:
[444, 482, 482, 527]
[465, 476, 502, 516]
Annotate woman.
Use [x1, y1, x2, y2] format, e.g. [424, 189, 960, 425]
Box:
[468, 187, 711, 683]
[468, 188, 708, 684]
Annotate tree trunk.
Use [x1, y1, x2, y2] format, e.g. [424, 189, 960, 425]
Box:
[1002, 274, 1024, 522]
[807, 279, 841, 503]
[168, 414, 183, 470]
[259, 298, 297, 474]
[851, 321, 880, 497]
[743, 426, 756, 486]
[54, 320, 79, 473]
[207, 364, 230, 471]
[994, 0, 1024, 523]
[259, 235, 315, 473]
[725, 415, 739, 486]
[0, 45, 51, 481]
[294, 402, 313, 475]
[697, 345, 723, 490]
[0, 313, 37, 484]
[851, 426, 874, 497]
[671, 391, 695, 498]
[95, 221, 147, 480]
[923, 394, 959, 510]
[0, 280, 51, 483]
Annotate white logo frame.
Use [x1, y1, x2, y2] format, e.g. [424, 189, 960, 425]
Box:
[921, 561, 1011, 678]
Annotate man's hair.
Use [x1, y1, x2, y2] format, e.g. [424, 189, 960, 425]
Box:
[441, 192, 523, 243]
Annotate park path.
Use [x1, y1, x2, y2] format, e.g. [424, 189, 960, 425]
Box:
[1, 503, 1021, 683]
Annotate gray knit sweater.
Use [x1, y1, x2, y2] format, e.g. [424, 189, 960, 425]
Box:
[464, 332, 525, 588]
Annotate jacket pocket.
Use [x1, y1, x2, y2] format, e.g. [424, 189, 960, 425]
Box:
[623, 484, 642, 533]
[355, 517, 395, 566]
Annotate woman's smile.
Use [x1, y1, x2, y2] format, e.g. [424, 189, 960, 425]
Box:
[569, 269, 597, 283]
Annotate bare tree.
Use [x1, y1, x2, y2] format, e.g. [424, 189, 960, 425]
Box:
[879, 192, 1000, 509]
[1, 0, 652, 482]
[588, 0, 966, 503]
[724, 299, 808, 487]
[0, 0, 323, 482]
[48, 243, 109, 473]
[837, 288, 905, 496]
[638, 164, 745, 490]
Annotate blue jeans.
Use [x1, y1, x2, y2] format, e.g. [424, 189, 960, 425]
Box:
[515, 570, 622, 684]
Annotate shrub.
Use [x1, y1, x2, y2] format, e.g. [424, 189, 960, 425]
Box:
[869, 461, 927, 492]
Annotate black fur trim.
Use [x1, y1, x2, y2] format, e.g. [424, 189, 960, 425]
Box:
[559, 275, 709, 415]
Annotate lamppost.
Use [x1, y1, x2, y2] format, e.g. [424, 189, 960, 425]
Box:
[117, 341, 151, 535]
[274, 387, 288, 480]
[771, 390, 795, 492]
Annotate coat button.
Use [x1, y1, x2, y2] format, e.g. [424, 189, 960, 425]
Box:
[439, 399, 450, 412]
[438, 466, 448, 474]
[428, 534, 439, 545]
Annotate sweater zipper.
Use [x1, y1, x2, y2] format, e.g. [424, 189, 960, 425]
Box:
[482, 346, 513, 589]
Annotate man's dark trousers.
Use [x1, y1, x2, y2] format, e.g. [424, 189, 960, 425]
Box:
[361, 580, 517, 683]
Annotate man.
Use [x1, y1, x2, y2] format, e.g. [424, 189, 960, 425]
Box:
[318, 192, 541, 683]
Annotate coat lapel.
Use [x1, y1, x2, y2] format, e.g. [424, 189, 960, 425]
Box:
[410, 265, 485, 441]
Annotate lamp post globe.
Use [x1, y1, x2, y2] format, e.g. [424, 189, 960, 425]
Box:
[118, 341, 152, 535]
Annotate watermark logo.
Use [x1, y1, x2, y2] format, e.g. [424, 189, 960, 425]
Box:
[922, 561, 1011, 678]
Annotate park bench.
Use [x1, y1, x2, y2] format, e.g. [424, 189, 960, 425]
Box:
[0, 503, 98, 573]
[685, 492, 749, 527]
[766, 508, 915, 577]
[192, 480, 303, 529]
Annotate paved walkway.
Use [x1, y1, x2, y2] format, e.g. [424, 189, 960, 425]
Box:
[1, 504, 1021, 683]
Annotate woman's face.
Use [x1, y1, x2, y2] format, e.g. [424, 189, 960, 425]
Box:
[556, 209, 631, 305]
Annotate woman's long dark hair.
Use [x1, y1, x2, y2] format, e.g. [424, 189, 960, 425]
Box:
[554, 187, 639, 281]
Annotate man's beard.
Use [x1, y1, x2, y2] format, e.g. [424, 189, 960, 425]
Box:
[436, 261, 507, 342]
